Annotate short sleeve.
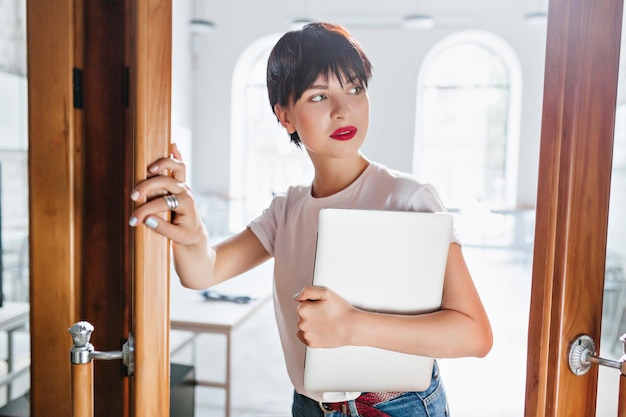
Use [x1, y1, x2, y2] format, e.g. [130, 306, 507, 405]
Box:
[409, 183, 461, 245]
[247, 193, 288, 256]
[409, 183, 448, 213]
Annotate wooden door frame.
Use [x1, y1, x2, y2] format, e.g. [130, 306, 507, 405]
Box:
[525, 0, 623, 415]
[28, 2, 80, 415]
[27, 1, 172, 415]
[130, 0, 172, 414]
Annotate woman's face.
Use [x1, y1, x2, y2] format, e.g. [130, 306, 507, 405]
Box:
[275, 73, 370, 161]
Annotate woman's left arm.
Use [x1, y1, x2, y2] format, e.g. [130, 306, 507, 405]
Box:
[295, 243, 493, 358]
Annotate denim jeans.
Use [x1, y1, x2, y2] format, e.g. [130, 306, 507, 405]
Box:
[292, 362, 450, 417]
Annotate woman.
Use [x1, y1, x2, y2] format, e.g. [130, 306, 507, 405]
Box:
[129, 22, 492, 417]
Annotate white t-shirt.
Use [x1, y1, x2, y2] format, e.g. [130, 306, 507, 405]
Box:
[248, 160, 455, 402]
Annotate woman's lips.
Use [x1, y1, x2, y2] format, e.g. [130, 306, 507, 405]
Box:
[330, 126, 357, 141]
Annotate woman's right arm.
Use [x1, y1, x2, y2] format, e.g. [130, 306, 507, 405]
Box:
[172, 228, 270, 289]
[129, 144, 270, 289]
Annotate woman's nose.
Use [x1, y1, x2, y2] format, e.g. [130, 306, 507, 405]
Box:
[330, 98, 349, 119]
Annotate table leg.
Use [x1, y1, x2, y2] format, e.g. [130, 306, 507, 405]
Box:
[225, 332, 231, 417]
[7, 329, 14, 402]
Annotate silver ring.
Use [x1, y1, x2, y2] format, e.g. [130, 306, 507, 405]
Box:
[163, 194, 179, 211]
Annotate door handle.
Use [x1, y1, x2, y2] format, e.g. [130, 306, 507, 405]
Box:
[69, 321, 134, 375]
[68, 321, 135, 417]
[568, 334, 626, 376]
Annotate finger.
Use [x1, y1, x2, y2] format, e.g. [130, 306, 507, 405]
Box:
[295, 301, 307, 320]
[136, 215, 182, 240]
[171, 143, 183, 161]
[132, 210, 197, 241]
[295, 286, 327, 302]
[295, 300, 320, 324]
[130, 191, 190, 226]
[131, 175, 187, 203]
[146, 155, 186, 182]
[169, 143, 185, 182]
[297, 330, 308, 345]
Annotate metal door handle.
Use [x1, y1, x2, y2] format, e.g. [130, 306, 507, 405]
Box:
[69, 321, 134, 375]
[68, 321, 134, 417]
[568, 334, 626, 376]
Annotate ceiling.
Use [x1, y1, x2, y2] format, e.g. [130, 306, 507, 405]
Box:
[196, 0, 549, 32]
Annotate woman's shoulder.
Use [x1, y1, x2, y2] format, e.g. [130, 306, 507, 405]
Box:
[366, 161, 445, 210]
[367, 161, 431, 190]
[273, 183, 311, 200]
[266, 183, 311, 211]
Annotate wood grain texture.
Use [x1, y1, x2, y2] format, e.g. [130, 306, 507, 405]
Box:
[619, 376, 626, 417]
[130, 0, 172, 415]
[72, 363, 94, 417]
[28, 0, 171, 415]
[525, 0, 623, 415]
[79, 1, 130, 415]
[27, 1, 79, 416]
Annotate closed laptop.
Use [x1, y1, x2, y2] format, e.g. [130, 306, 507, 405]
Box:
[303, 208, 453, 393]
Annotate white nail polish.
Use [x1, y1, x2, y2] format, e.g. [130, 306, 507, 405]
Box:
[128, 217, 138, 227]
[145, 217, 158, 229]
[149, 165, 159, 173]
[130, 190, 140, 201]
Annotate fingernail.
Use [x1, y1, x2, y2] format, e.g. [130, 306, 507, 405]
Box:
[149, 165, 159, 173]
[145, 217, 158, 229]
[130, 190, 140, 201]
[128, 217, 138, 227]
[293, 290, 303, 299]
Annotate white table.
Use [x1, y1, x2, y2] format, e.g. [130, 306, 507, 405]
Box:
[170, 261, 273, 417]
[0, 302, 29, 402]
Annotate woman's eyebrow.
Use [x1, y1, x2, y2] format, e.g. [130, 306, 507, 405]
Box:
[308, 83, 328, 90]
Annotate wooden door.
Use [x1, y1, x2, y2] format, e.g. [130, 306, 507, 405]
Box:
[130, 0, 172, 415]
[28, 2, 82, 414]
[525, 0, 625, 415]
[27, 0, 172, 416]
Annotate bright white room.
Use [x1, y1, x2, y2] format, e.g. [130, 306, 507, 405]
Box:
[1, 0, 626, 416]
[168, 0, 625, 415]
[168, 1, 546, 414]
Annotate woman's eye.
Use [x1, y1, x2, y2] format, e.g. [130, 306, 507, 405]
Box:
[348, 86, 362, 94]
[310, 94, 325, 102]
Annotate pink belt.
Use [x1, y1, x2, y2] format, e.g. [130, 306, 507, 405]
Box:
[319, 391, 405, 416]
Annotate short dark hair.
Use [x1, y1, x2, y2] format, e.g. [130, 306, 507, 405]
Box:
[266, 22, 373, 147]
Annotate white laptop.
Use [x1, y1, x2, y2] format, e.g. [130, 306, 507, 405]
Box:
[303, 208, 453, 393]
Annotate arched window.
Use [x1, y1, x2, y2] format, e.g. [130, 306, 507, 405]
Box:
[229, 36, 313, 231]
[414, 31, 521, 210]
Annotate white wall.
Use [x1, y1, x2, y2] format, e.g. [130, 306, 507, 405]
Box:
[172, 0, 193, 130]
[0, 0, 26, 76]
[172, 0, 547, 208]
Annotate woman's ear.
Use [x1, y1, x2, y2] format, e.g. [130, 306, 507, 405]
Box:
[273, 104, 296, 134]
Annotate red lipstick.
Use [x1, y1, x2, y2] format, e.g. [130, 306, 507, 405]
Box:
[330, 126, 357, 141]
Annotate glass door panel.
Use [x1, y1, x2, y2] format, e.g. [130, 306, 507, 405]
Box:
[596, 4, 626, 411]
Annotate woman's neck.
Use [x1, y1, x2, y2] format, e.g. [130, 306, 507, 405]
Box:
[310, 153, 370, 198]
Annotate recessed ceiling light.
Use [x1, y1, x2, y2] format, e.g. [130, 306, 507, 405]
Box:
[403, 14, 435, 30]
[189, 19, 215, 34]
[524, 11, 548, 26]
[290, 18, 313, 31]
